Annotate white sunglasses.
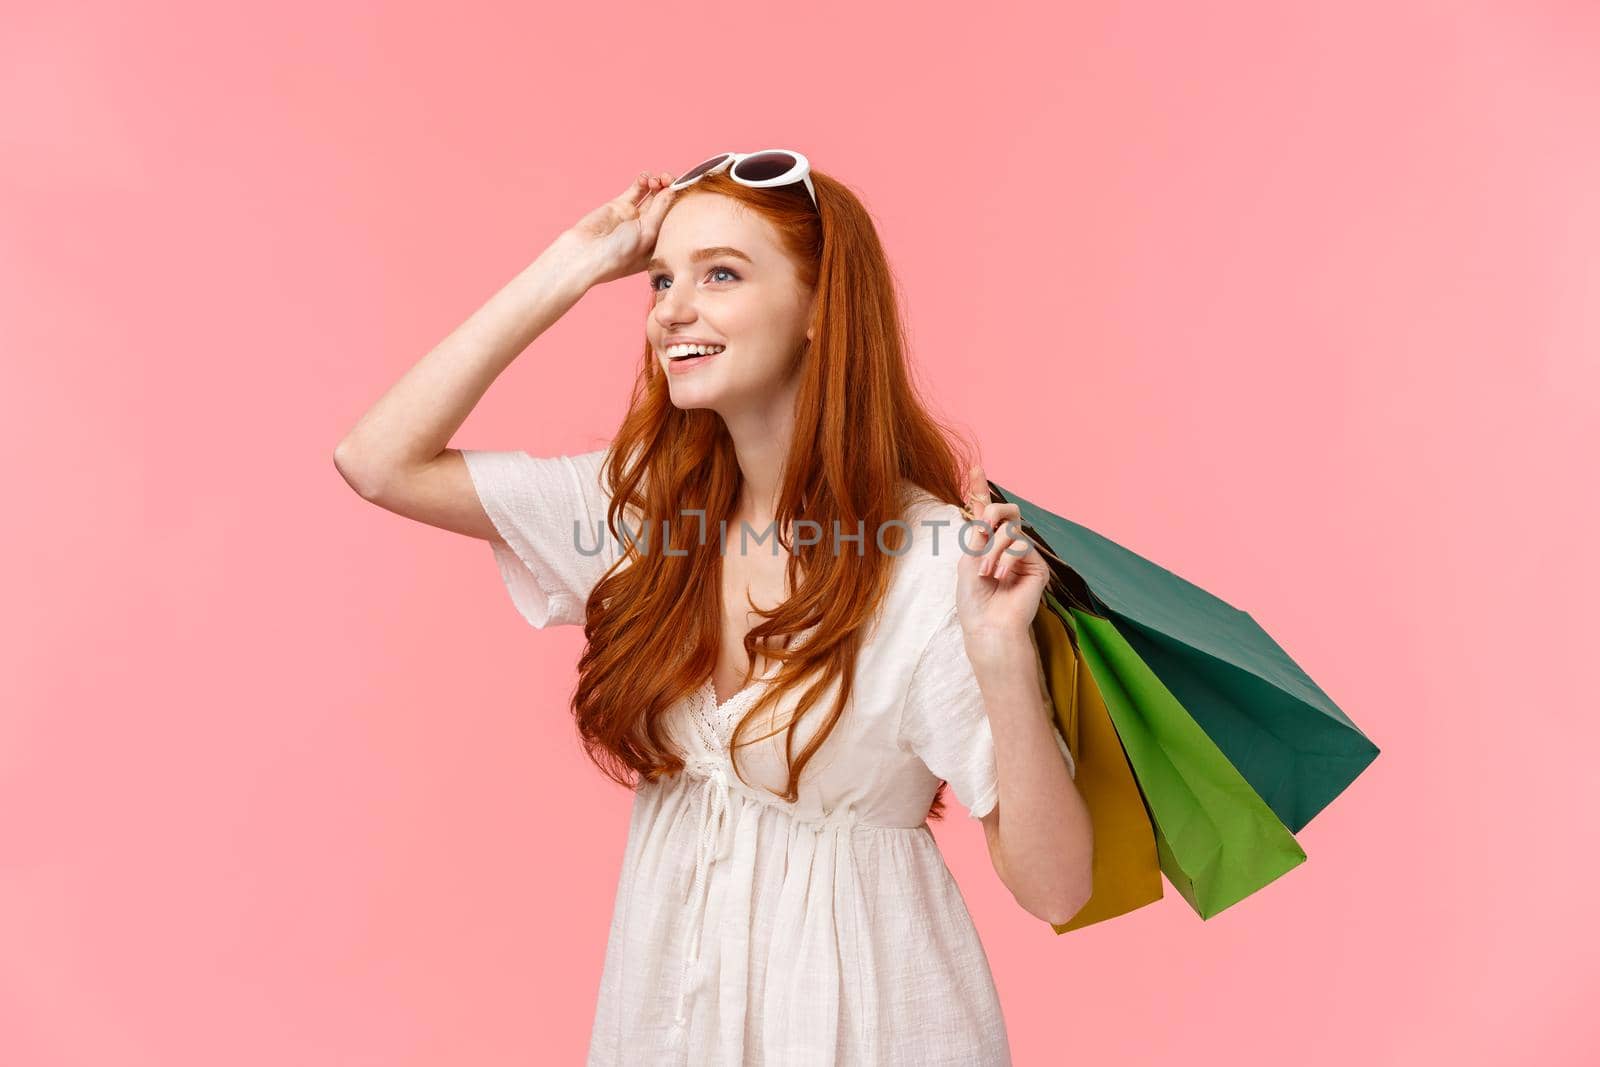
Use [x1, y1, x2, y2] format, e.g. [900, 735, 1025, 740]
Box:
[668, 149, 818, 211]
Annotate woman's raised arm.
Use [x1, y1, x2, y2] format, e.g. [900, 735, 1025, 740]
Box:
[332, 171, 679, 541]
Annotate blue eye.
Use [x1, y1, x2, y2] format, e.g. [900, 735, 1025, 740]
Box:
[650, 265, 741, 291]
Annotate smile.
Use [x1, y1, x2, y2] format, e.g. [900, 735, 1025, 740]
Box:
[663, 344, 725, 373]
[664, 343, 726, 359]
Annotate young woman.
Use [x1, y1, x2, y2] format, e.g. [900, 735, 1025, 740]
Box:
[334, 151, 1093, 1065]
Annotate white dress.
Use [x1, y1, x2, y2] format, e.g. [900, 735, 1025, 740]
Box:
[462, 445, 1076, 1066]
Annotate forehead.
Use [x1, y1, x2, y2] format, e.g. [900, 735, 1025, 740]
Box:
[653, 194, 783, 263]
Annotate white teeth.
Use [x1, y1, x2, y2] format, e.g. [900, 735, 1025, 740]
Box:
[665, 343, 726, 358]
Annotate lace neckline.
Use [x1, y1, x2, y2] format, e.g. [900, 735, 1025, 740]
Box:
[690, 676, 769, 755]
[705, 620, 820, 704]
[703, 676, 766, 719]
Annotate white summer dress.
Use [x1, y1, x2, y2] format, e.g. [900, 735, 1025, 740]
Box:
[461, 445, 1076, 1066]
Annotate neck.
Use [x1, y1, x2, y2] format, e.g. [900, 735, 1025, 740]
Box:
[721, 384, 801, 530]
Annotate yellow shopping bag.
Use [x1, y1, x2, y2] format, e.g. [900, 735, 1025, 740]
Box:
[1033, 597, 1164, 933]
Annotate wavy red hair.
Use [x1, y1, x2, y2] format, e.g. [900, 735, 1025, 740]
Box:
[572, 167, 979, 821]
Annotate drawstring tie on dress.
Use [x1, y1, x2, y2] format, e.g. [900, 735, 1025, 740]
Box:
[672, 762, 738, 1034]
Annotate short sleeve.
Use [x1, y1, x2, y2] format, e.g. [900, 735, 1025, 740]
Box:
[460, 446, 618, 628]
[898, 606, 1078, 820]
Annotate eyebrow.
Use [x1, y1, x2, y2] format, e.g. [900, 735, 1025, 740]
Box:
[646, 246, 753, 273]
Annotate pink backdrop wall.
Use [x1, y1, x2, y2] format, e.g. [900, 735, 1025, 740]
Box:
[4, 2, 1597, 1063]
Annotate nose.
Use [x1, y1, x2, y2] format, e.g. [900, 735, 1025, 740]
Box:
[653, 281, 698, 335]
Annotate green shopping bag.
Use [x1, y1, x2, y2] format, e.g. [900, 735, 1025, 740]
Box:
[1070, 608, 1306, 919]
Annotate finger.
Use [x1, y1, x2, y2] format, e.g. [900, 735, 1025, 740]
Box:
[976, 505, 1003, 576]
[627, 172, 672, 220]
[617, 172, 654, 205]
[965, 464, 991, 515]
[638, 169, 677, 205]
[993, 521, 1035, 581]
[639, 176, 679, 236]
[976, 503, 1020, 577]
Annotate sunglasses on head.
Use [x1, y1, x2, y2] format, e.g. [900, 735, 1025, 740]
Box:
[669, 149, 818, 212]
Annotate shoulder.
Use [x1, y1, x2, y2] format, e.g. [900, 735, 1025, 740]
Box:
[883, 483, 973, 635]
[568, 443, 635, 529]
[568, 444, 613, 494]
[895, 483, 969, 571]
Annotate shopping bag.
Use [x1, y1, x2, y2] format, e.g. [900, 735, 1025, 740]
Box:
[991, 479, 1379, 833]
[1069, 606, 1306, 918]
[1032, 597, 1163, 933]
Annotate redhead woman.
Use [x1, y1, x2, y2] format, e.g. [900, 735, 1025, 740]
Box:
[333, 151, 1093, 1065]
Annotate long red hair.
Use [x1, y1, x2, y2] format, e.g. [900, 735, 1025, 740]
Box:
[573, 167, 978, 821]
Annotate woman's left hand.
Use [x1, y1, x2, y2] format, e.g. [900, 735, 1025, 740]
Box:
[954, 464, 1050, 650]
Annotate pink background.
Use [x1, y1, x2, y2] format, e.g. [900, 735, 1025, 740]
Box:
[4, 2, 1597, 1064]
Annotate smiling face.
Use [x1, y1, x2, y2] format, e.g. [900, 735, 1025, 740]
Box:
[646, 193, 814, 416]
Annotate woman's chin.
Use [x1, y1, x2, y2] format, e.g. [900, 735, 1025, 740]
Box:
[665, 381, 723, 411]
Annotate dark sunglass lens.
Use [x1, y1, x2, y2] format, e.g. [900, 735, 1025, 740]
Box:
[674, 154, 731, 185]
[731, 151, 798, 182]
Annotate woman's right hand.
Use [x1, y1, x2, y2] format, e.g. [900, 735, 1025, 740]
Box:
[560, 171, 680, 288]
